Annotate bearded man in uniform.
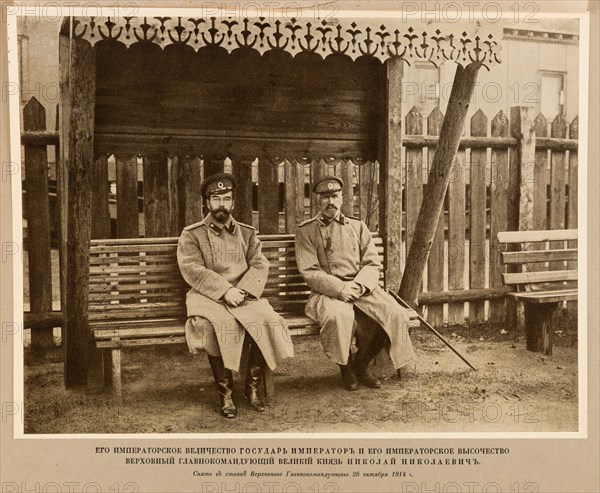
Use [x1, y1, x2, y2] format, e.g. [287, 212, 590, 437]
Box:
[177, 173, 294, 418]
[295, 176, 415, 391]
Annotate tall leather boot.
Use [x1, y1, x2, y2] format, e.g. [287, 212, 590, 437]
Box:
[244, 342, 266, 412]
[353, 327, 389, 389]
[207, 355, 237, 418]
[338, 353, 359, 391]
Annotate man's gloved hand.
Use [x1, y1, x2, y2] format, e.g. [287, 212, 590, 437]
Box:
[223, 287, 246, 307]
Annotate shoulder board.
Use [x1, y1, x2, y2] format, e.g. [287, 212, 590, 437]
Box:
[183, 220, 206, 231]
[237, 222, 256, 230]
[297, 217, 317, 228]
[345, 215, 361, 221]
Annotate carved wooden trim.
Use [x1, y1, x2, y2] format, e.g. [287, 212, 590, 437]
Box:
[73, 16, 502, 68]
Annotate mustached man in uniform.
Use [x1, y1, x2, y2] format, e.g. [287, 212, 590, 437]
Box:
[295, 176, 416, 391]
[177, 173, 294, 418]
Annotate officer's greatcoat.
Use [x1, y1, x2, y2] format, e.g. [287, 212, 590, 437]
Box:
[295, 213, 416, 368]
[177, 214, 294, 372]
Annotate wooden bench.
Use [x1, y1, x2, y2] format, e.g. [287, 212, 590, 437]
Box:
[497, 229, 578, 356]
[89, 233, 419, 398]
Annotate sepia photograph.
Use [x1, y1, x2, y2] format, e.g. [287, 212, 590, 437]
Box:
[1, 1, 599, 492]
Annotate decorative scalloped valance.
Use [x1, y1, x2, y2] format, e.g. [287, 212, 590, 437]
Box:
[71, 16, 502, 68]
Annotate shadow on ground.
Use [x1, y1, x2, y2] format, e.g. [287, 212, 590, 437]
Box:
[24, 310, 579, 434]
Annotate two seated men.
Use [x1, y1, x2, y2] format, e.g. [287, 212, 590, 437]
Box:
[177, 173, 415, 418]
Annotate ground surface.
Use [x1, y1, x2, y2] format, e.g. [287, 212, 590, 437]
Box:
[24, 309, 578, 434]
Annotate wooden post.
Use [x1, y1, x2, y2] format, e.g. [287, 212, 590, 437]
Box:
[378, 57, 404, 291]
[510, 107, 536, 232]
[88, 152, 111, 388]
[60, 20, 96, 388]
[399, 62, 481, 306]
[23, 97, 54, 348]
[524, 303, 558, 356]
[58, 21, 70, 328]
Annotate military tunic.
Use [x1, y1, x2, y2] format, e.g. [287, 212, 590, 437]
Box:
[177, 214, 294, 372]
[295, 213, 416, 368]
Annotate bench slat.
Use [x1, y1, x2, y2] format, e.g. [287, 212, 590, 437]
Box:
[508, 289, 578, 303]
[89, 283, 187, 294]
[90, 264, 180, 274]
[501, 249, 578, 264]
[497, 229, 577, 244]
[502, 270, 577, 285]
[90, 254, 177, 265]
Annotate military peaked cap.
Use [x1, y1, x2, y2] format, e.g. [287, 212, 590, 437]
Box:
[201, 173, 237, 198]
[312, 176, 344, 196]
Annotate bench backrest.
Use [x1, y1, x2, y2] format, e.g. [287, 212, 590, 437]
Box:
[89, 233, 384, 323]
[497, 229, 577, 292]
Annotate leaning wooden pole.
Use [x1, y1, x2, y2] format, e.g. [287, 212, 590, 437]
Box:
[399, 62, 482, 306]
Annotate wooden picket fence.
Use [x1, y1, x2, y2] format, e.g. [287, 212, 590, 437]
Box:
[21, 97, 579, 337]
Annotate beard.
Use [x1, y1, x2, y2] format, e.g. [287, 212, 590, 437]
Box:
[212, 207, 231, 222]
[323, 205, 337, 218]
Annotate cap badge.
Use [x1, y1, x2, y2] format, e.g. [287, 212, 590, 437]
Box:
[217, 181, 224, 189]
[328, 182, 334, 190]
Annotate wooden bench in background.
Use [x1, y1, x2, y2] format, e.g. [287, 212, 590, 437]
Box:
[498, 229, 578, 356]
[89, 233, 419, 399]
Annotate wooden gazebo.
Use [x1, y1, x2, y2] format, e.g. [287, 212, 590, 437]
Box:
[58, 13, 501, 386]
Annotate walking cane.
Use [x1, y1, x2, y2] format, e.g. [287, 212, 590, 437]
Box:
[386, 289, 477, 371]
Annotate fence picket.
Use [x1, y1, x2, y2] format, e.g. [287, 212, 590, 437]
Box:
[310, 158, 328, 216]
[359, 160, 379, 230]
[448, 149, 466, 325]
[549, 114, 568, 269]
[181, 156, 203, 226]
[567, 116, 578, 270]
[469, 109, 487, 323]
[533, 113, 549, 231]
[23, 97, 54, 347]
[284, 158, 305, 233]
[405, 107, 423, 254]
[337, 159, 355, 217]
[116, 155, 140, 238]
[233, 156, 254, 226]
[143, 154, 171, 237]
[258, 154, 280, 234]
[489, 111, 509, 322]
